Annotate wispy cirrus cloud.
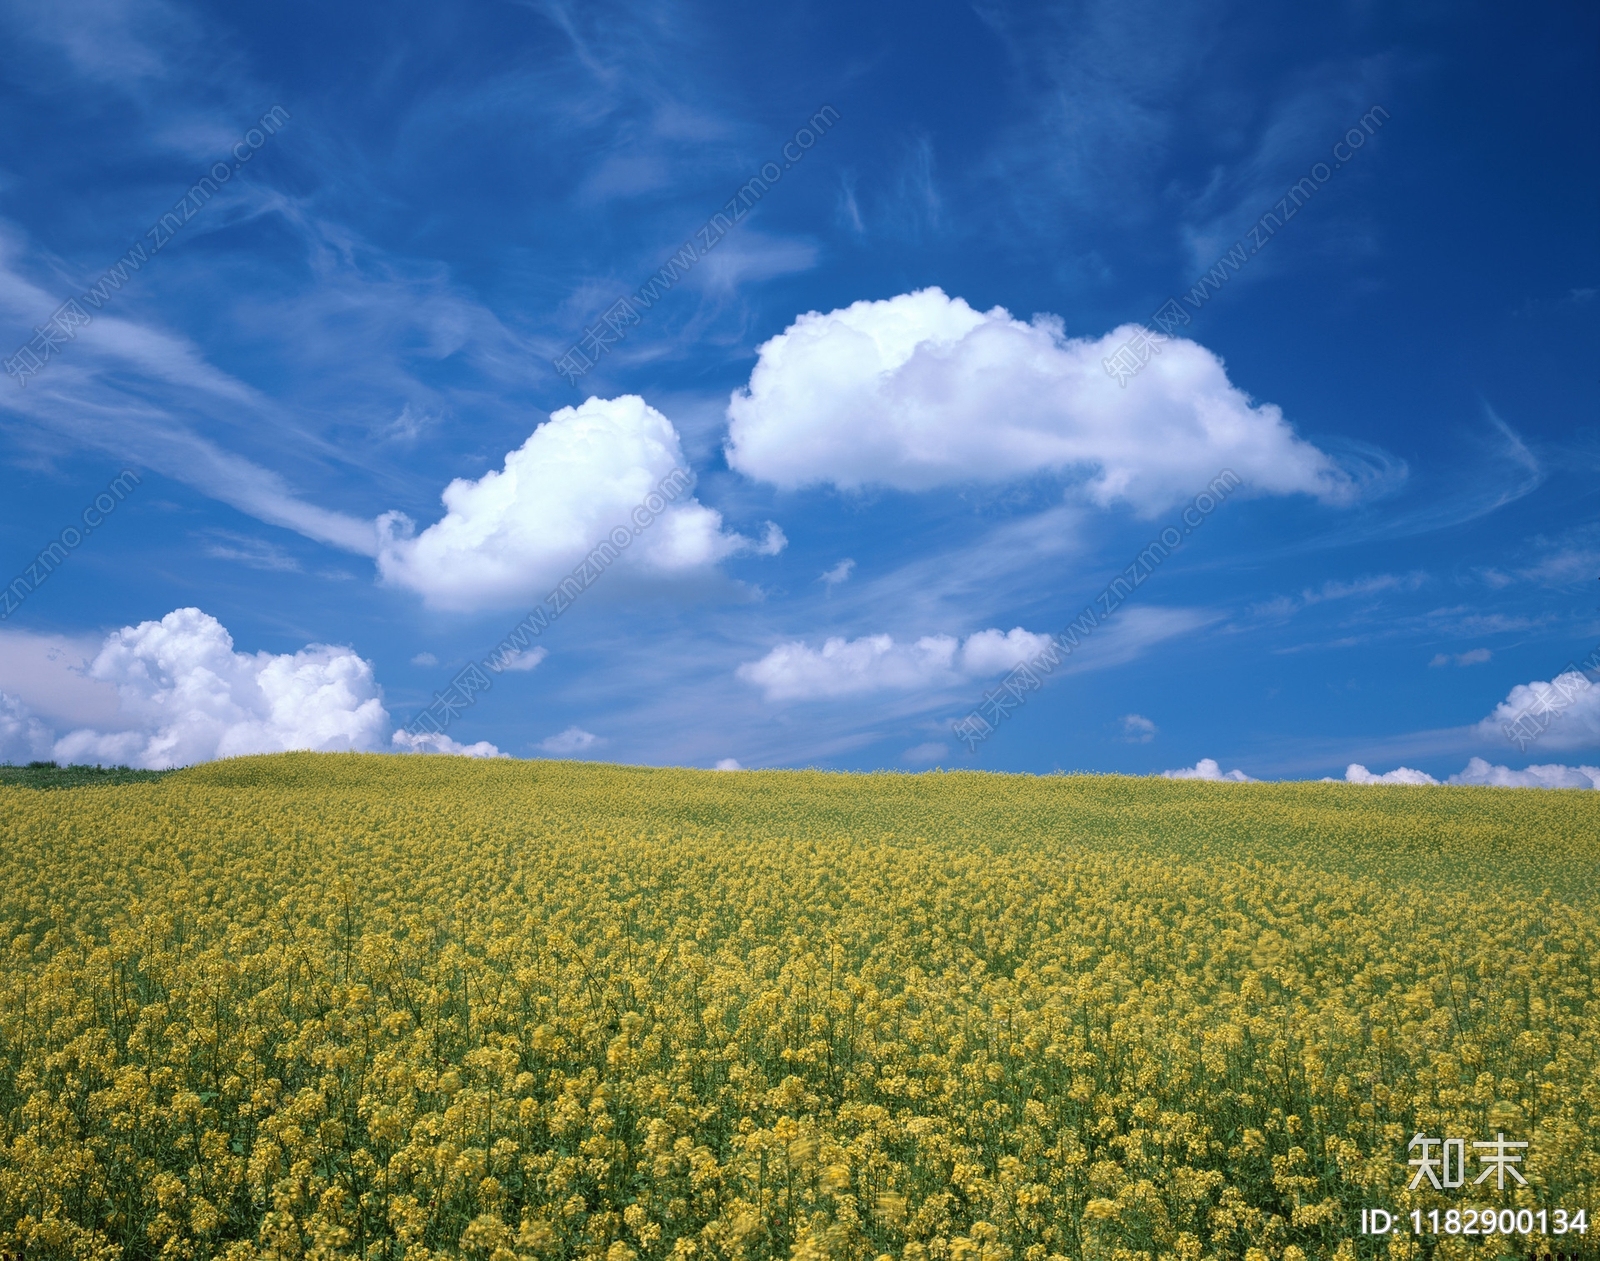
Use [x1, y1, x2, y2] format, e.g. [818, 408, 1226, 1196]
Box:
[1119, 713, 1157, 743]
[1250, 571, 1426, 620]
[1429, 647, 1490, 668]
[538, 725, 605, 755]
[200, 530, 303, 572]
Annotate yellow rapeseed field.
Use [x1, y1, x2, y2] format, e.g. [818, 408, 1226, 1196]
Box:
[1, 754, 1596, 1261]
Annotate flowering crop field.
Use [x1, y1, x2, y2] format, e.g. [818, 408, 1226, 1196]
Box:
[1, 754, 1596, 1261]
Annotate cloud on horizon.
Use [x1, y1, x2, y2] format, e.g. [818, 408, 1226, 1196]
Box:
[1162, 758, 1254, 782]
[49, 607, 390, 769]
[1338, 758, 1600, 789]
[0, 691, 54, 763]
[1341, 762, 1438, 785]
[1, 608, 526, 769]
[392, 729, 505, 758]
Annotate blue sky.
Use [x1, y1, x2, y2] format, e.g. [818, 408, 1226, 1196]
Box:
[1, 0, 1596, 780]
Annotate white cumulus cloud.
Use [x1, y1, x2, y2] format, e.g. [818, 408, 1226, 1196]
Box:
[1342, 763, 1438, 785]
[51, 608, 391, 770]
[957, 627, 1057, 674]
[1474, 670, 1600, 750]
[736, 626, 1056, 702]
[1446, 757, 1600, 789]
[392, 730, 506, 758]
[739, 634, 955, 701]
[378, 395, 781, 612]
[1338, 758, 1600, 789]
[1161, 758, 1254, 782]
[725, 288, 1356, 511]
[0, 691, 54, 763]
[714, 758, 743, 771]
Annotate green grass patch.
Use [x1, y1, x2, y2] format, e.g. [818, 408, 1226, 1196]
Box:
[0, 760, 175, 790]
